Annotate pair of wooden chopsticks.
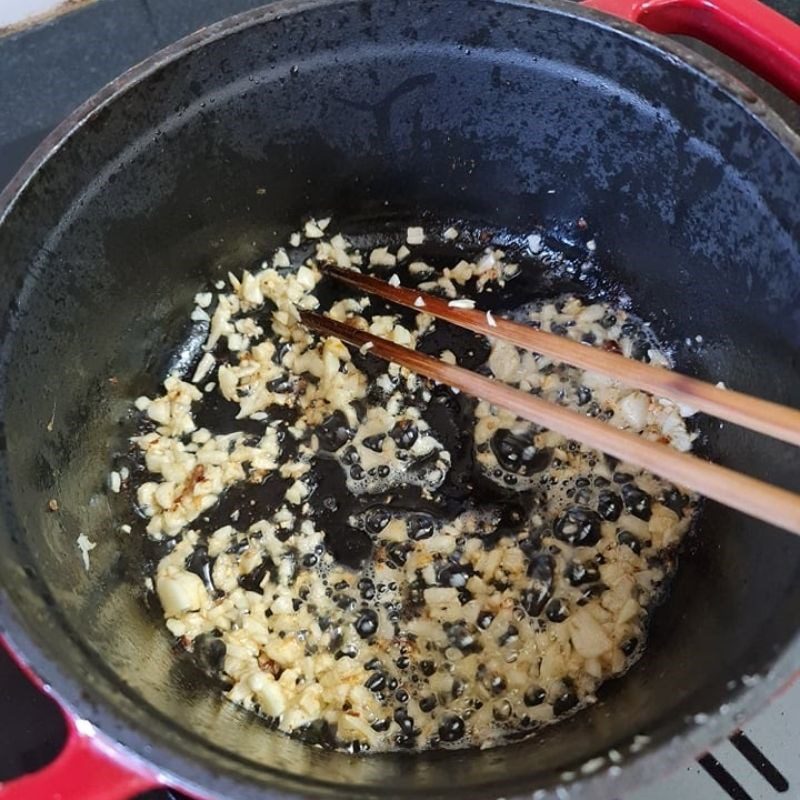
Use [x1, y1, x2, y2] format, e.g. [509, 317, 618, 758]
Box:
[301, 264, 800, 536]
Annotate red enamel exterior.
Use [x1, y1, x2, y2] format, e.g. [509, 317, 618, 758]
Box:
[0, 639, 158, 800]
[0, 716, 158, 800]
[581, 0, 800, 103]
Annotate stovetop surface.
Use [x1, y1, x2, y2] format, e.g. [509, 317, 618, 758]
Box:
[0, 2, 798, 799]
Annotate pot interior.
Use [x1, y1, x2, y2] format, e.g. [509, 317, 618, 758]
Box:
[0, 1, 798, 798]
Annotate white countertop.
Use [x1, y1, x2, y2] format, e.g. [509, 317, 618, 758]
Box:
[0, 0, 72, 28]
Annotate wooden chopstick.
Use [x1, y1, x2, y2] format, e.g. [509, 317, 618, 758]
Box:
[301, 311, 800, 536]
[321, 264, 800, 448]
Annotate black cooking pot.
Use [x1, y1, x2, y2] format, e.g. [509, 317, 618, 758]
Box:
[0, 1, 798, 799]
